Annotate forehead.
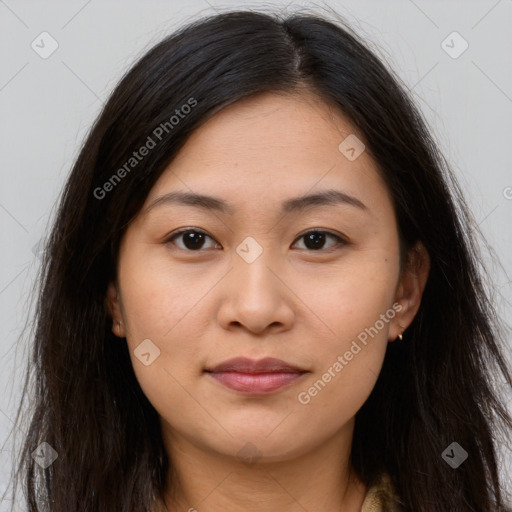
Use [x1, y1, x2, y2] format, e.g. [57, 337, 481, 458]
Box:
[143, 91, 392, 217]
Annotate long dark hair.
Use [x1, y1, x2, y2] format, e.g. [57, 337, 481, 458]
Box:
[7, 8, 512, 512]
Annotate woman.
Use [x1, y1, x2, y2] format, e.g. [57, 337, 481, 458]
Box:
[8, 8, 512, 512]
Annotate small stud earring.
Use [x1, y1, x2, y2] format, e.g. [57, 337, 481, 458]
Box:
[397, 333, 403, 341]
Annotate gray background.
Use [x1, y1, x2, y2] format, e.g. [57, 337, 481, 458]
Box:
[1, 0, 511, 508]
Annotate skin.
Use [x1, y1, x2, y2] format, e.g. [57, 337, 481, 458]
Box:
[106, 90, 430, 512]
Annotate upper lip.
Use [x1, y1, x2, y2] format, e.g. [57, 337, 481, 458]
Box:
[206, 357, 306, 374]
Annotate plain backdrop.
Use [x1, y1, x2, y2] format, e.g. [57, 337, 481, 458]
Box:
[1, 0, 511, 509]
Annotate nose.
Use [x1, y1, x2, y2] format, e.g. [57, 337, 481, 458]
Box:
[216, 251, 295, 335]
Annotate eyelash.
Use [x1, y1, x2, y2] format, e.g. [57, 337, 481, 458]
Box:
[164, 228, 348, 253]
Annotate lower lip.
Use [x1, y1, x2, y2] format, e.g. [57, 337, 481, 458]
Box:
[206, 371, 306, 394]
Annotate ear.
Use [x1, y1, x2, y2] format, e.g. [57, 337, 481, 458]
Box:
[389, 241, 430, 341]
[105, 281, 126, 338]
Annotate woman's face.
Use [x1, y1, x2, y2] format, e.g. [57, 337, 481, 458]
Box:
[107, 91, 428, 464]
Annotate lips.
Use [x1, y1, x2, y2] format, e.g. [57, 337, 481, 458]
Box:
[204, 357, 308, 394]
[206, 357, 306, 374]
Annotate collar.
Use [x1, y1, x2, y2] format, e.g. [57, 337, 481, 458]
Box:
[361, 473, 402, 512]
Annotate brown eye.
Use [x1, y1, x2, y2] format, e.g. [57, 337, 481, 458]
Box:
[165, 228, 347, 253]
[166, 229, 220, 251]
[292, 230, 347, 251]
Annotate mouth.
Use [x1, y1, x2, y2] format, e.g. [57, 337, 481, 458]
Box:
[204, 357, 309, 395]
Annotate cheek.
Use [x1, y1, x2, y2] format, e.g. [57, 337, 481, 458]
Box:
[118, 242, 215, 342]
[293, 254, 397, 416]
[294, 248, 398, 341]
[116, 251, 209, 404]
[295, 309, 389, 437]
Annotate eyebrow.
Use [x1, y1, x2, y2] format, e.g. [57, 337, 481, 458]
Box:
[145, 189, 368, 216]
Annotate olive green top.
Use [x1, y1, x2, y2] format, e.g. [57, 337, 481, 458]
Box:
[361, 473, 402, 512]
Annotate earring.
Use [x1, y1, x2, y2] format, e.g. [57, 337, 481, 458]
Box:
[397, 333, 403, 341]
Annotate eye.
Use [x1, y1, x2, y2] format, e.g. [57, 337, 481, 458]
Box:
[164, 228, 347, 252]
[291, 230, 347, 251]
[165, 228, 220, 251]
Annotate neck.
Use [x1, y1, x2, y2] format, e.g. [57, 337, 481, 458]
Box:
[160, 420, 367, 512]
